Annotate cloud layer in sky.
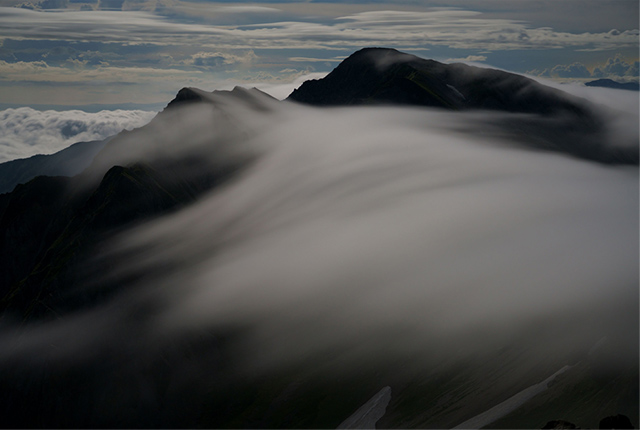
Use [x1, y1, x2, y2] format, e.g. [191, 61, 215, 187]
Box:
[0, 107, 155, 162]
[0, 7, 636, 52]
[0, 1, 637, 107]
[530, 55, 639, 80]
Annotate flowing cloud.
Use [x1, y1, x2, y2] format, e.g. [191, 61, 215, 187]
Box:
[0, 107, 155, 162]
[1, 88, 637, 368]
[0, 85, 636, 426]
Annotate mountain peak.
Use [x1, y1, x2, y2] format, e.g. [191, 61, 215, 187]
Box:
[339, 47, 429, 70]
[163, 86, 277, 113]
[287, 47, 592, 119]
[163, 87, 208, 111]
[287, 47, 446, 107]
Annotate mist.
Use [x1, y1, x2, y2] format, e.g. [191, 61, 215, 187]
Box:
[104, 101, 640, 366]
[0, 86, 637, 427]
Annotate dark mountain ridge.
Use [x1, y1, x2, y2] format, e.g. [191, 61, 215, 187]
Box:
[585, 78, 639, 91]
[287, 48, 636, 164]
[288, 48, 590, 117]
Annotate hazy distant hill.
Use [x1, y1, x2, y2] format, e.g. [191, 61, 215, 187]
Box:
[585, 78, 639, 91]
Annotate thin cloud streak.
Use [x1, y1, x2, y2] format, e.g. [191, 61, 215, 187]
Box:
[0, 60, 202, 83]
[0, 7, 636, 51]
[0, 3, 636, 106]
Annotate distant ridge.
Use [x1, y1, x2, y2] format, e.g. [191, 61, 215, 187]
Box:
[585, 78, 639, 91]
[0, 138, 108, 194]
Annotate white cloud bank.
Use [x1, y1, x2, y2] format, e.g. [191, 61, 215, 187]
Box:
[2, 86, 637, 372]
[530, 55, 639, 81]
[0, 107, 155, 162]
[106, 101, 639, 373]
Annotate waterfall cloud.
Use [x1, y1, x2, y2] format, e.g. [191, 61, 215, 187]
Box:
[0, 85, 637, 427]
[99, 104, 638, 370]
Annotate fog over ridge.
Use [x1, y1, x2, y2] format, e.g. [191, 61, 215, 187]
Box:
[110, 103, 638, 370]
[0, 83, 637, 427]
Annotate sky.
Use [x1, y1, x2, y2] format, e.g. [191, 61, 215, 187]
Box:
[0, 0, 638, 109]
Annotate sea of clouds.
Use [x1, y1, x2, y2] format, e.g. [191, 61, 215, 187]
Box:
[0, 107, 156, 163]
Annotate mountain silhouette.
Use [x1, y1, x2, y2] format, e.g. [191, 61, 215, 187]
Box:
[287, 48, 637, 164]
[585, 78, 640, 91]
[288, 48, 590, 117]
